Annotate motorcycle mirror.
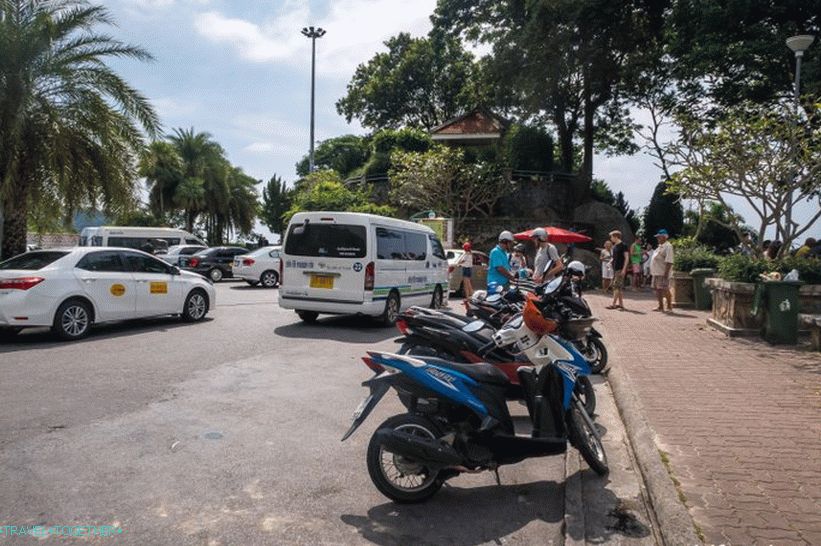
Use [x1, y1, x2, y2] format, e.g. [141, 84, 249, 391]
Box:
[543, 275, 563, 295]
[462, 320, 486, 333]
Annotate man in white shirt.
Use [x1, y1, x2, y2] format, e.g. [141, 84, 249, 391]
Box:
[650, 229, 674, 311]
[531, 227, 563, 283]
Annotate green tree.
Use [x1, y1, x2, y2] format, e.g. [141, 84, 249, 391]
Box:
[666, 0, 821, 113]
[336, 33, 477, 130]
[434, 0, 665, 187]
[643, 181, 684, 241]
[503, 125, 554, 172]
[0, 0, 159, 259]
[173, 177, 205, 233]
[295, 135, 370, 178]
[683, 202, 744, 253]
[390, 146, 511, 225]
[284, 170, 394, 223]
[139, 141, 184, 219]
[260, 175, 291, 235]
[360, 128, 433, 179]
[222, 167, 258, 241]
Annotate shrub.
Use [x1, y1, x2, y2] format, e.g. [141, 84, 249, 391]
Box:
[674, 245, 720, 272]
[777, 256, 821, 284]
[717, 254, 769, 283]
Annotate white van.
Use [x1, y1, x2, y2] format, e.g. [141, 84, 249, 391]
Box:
[279, 212, 449, 324]
[79, 226, 205, 252]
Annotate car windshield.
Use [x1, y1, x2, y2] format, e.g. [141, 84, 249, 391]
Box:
[0, 251, 69, 270]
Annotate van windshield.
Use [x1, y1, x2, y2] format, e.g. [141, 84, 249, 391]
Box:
[285, 224, 366, 258]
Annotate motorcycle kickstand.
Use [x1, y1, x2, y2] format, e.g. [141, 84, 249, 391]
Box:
[493, 468, 501, 486]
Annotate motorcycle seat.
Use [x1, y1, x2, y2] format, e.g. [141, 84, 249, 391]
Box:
[415, 357, 510, 386]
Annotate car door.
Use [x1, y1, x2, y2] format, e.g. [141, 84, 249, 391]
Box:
[74, 251, 137, 321]
[123, 251, 183, 316]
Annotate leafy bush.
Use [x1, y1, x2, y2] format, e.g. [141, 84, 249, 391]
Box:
[674, 245, 720, 272]
[372, 128, 431, 154]
[716, 254, 821, 284]
[717, 254, 768, 283]
[777, 256, 821, 284]
[283, 171, 395, 223]
[503, 124, 554, 172]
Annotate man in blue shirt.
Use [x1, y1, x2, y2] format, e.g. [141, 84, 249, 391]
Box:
[487, 230, 516, 292]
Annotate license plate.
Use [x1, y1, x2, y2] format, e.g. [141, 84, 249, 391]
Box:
[352, 395, 373, 420]
[310, 275, 334, 289]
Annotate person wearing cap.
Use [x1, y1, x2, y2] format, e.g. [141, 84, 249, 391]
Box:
[510, 243, 529, 278]
[487, 231, 516, 291]
[457, 242, 475, 297]
[650, 229, 674, 311]
[531, 227, 563, 283]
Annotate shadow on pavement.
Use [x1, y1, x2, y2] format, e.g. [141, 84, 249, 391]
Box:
[340, 480, 563, 546]
[229, 284, 277, 291]
[570, 469, 653, 544]
[0, 316, 213, 354]
[274, 315, 397, 344]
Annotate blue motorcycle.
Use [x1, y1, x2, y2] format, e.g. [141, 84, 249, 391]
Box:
[342, 297, 608, 503]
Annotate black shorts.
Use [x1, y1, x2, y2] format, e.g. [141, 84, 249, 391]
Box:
[462, 267, 472, 278]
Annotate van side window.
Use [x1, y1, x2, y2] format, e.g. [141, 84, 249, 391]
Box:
[404, 232, 427, 261]
[377, 228, 405, 260]
[429, 236, 446, 260]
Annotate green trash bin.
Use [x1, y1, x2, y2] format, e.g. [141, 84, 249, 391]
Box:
[754, 281, 803, 344]
[690, 268, 715, 310]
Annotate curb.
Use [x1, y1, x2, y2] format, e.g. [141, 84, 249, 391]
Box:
[563, 450, 586, 546]
[606, 363, 701, 546]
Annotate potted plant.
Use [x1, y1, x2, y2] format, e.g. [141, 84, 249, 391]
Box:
[671, 244, 720, 308]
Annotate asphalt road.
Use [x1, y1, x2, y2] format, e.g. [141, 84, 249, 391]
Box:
[0, 282, 572, 545]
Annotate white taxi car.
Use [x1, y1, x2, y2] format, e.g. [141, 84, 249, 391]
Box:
[0, 247, 216, 340]
[233, 245, 282, 288]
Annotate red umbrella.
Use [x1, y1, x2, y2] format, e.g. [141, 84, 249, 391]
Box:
[514, 226, 592, 244]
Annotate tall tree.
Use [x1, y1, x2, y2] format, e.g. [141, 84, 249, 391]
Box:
[666, 0, 821, 114]
[260, 175, 291, 236]
[643, 181, 684, 241]
[434, 0, 666, 193]
[0, 0, 159, 258]
[139, 141, 184, 219]
[336, 33, 477, 130]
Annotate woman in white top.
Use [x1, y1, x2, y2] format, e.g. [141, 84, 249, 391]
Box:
[458, 242, 475, 298]
[600, 240, 614, 290]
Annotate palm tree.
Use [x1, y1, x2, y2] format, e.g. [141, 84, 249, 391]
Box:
[173, 177, 206, 233]
[0, 0, 159, 258]
[139, 141, 183, 219]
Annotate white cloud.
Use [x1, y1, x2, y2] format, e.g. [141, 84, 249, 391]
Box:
[193, 0, 436, 76]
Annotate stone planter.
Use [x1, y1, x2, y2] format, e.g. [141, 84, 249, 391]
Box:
[671, 271, 694, 308]
[706, 279, 761, 336]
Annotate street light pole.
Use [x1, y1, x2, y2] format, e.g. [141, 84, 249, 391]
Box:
[785, 35, 815, 246]
[301, 26, 326, 174]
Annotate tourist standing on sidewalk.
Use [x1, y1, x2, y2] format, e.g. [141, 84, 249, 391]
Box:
[651, 229, 674, 311]
[629, 238, 643, 290]
[458, 242, 475, 298]
[531, 227, 563, 283]
[606, 230, 629, 310]
[488, 231, 516, 292]
[600, 241, 614, 291]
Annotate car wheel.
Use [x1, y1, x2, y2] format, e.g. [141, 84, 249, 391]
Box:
[52, 299, 92, 341]
[430, 285, 443, 309]
[208, 268, 223, 282]
[379, 291, 400, 326]
[182, 289, 209, 322]
[260, 270, 279, 288]
[297, 310, 319, 323]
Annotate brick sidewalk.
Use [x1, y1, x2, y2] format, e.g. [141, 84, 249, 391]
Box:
[588, 290, 821, 546]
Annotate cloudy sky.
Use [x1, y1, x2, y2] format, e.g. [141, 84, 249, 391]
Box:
[105, 0, 819, 241]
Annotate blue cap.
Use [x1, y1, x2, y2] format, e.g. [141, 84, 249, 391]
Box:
[655, 229, 669, 237]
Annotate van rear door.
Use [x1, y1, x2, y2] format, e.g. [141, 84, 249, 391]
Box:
[282, 220, 367, 303]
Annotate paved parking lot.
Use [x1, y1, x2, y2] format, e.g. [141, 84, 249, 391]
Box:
[1, 282, 653, 545]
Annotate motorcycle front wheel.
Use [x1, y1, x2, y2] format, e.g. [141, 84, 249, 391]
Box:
[567, 398, 609, 476]
[366, 414, 446, 503]
[581, 336, 609, 374]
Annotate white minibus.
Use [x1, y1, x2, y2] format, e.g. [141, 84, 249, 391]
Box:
[79, 226, 205, 252]
[278, 212, 449, 324]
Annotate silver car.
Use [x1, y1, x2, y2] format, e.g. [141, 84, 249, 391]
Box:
[159, 245, 207, 266]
